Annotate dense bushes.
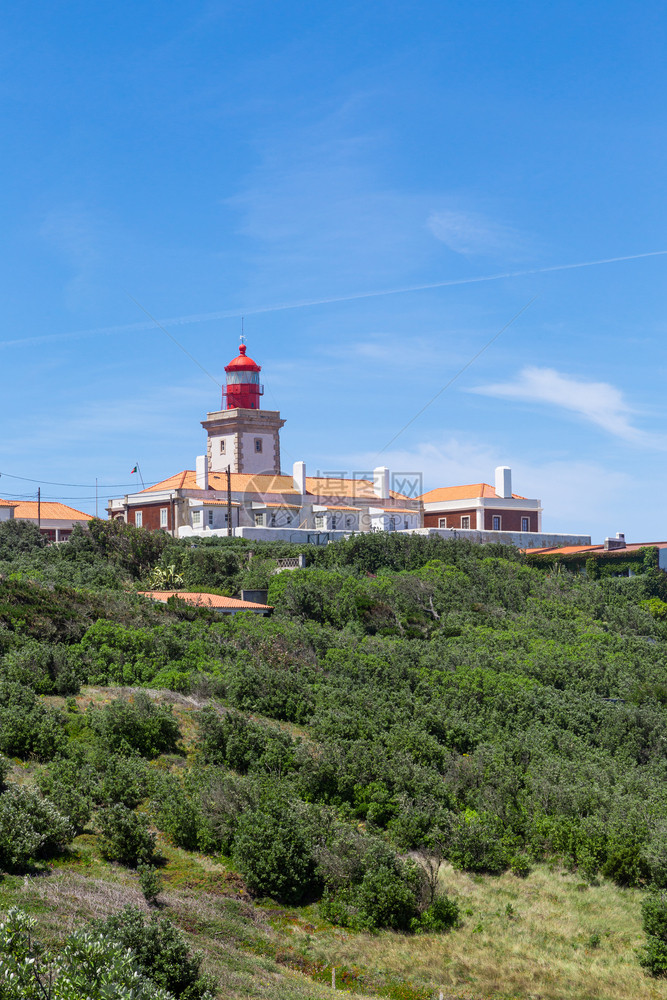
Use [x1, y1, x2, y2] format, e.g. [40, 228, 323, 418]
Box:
[98, 803, 157, 867]
[88, 693, 181, 758]
[7, 531, 667, 933]
[232, 796, 318, 904]
[0, 905, 214, 999]
[0, 786, 73, 870]
[0, 682, 67, 759]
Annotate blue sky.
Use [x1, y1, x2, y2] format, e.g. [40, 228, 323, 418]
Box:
[2, 1, 666, 540]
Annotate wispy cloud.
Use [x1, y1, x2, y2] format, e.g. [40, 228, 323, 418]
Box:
[426, 208, 522, 256]
[470, 365, 654, 444]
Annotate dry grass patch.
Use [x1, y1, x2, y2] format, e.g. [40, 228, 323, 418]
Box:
[295, 864, 667, 1000]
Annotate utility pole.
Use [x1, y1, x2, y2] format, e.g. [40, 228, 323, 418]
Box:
[95, 478, 98, 518]
[37, 487, 41, 529]
[226, 465, 232, 537]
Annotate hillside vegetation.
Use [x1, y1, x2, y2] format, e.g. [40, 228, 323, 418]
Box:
[2, 518, 667, 998]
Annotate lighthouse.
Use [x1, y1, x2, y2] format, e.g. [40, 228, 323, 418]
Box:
[202, 342, 285, 476]
[223, 343, 264, 410]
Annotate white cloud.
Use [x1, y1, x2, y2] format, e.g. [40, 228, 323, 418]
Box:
[470, 366, 655, 445]
[426, 209, 522, 256]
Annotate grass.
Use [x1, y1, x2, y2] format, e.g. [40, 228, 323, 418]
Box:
[283, 863, 667, 1000]
[8, 684, 667, 999]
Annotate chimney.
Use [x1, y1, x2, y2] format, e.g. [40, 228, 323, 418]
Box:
[373, 466, 390, 500]
[293, 460, 306, 494]
[195, 455, 209, 490]
[495, 466, 512, 499]
[604, 533, 626, 551]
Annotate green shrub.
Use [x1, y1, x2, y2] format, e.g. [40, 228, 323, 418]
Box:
[88, 693, 181, 759]
[0, 786, 73, 870]
[509, 854, 532, 878]
[447, 810, 508, 875]
[0, 682, 67, 760]
[417, 892, 460, 932]
[98, 804, 156, 867]
[232, 798, 317, 904]
[38, 757, 94, 833]
[96, 754, 150, 809]
[356, 860, 420, 931]
[0, 519, 46, 559]
[138, 864, 163, 906]
[0, 907, 174, 1000]
[95, 905, 215, 999]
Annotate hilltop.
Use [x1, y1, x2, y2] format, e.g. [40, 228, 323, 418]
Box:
[2, 519, 667, 998]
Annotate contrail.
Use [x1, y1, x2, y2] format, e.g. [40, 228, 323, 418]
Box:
[1, 249, 665, 350]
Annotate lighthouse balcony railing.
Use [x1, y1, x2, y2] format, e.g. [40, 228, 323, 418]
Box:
[222, 386, 264, 406]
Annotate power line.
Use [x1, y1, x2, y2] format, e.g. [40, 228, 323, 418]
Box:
[376, 296, 538, 457]
[126, 292, 222, 387]
[0, 472, 159, 489]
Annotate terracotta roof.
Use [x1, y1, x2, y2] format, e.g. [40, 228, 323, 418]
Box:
[0, 499, 18, 508]
[305, 477, 413, 502]
[141, 470, 300, 495]
[418, 483, 526, 503]
[526, 542, 667, 557]
[315, 505, 362, 512]
[12, 501, 93, 521]
[189, 499, 240, 507]
[375, 508, 419, 515]
[139, 471, 414, 504]
[138, 590, 272, 610]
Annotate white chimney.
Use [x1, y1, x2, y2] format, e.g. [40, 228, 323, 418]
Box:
[293, 460, 306, 494]
[196, 455, 209, 490]
[495, 466, 512, 499]
[373, 466, 390, 500]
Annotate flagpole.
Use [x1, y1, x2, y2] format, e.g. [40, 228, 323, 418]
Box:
[131, 464, 145, 489]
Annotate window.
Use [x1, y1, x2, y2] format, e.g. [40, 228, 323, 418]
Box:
[135, 511, 143, 528]
[331, 514, 338, 528]
[346, 516, 353, 528]
[521, 517, 530, 532]
[254, 513, 264, 526]
[192, 510, 201, 526]
[404, 520, 409, 529]
[460, 515, 471, 529]
[438, 517, 447, 528]
[315, 515, 325, 529]
[389, 516, 397, 530]
[219, 440, 226, 454]
[208, 510, 213, 526]
[270, 513, 276, 526]
[160, 508, 168, 528]
[492, 515, 501, 531]
[254, 438, 263, 453]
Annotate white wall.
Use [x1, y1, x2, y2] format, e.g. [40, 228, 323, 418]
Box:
[209, 433, 236, 472]
[240, 430, 277, 474]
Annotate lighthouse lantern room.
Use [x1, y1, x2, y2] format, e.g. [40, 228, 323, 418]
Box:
[202, 341, 285, 476]
[223, 344, 264, 410]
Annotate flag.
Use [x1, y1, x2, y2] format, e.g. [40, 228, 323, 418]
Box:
[130, 466, 138, 474]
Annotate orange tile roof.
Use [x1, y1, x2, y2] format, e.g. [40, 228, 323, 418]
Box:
[188, 499, 240, 506]
[306, 477, 412, 502]
[526, 542, 667, 556]
[12, 501, 93, 521]
[0, 499, 17, 507]
[138, 470, 414, 503]
[138, 591, 272, 610]
[141, 470, 300, 495]
[419, 483, 526, 503]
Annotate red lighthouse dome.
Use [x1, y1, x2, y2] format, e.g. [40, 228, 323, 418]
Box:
[223, 343, 264, 410]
